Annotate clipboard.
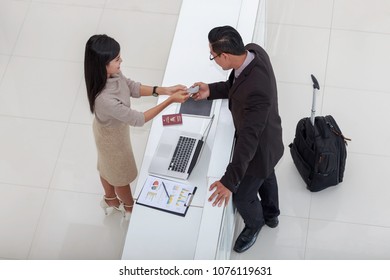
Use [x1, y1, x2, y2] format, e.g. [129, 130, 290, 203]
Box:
[136, 175, 197, 217]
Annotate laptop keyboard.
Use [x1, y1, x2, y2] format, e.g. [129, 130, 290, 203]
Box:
[168, 136, 196, 173]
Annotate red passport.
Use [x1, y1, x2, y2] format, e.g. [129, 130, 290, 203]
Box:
[162, 113, 183, 126]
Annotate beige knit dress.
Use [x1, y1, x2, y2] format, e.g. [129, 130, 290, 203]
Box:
[93, 72, 146, 186]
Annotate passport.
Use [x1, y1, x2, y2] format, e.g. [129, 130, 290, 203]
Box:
[162, 113, 183, 126]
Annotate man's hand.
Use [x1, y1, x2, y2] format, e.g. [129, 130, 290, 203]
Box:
[208, 180, 231, 207]
[190, 82, 210, 100]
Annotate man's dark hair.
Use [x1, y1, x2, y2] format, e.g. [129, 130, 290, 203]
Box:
[208, 25, 246, 55]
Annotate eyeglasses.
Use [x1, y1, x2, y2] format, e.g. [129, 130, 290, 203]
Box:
[209, 53, 221, 61]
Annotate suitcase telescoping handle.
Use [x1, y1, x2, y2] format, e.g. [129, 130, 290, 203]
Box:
[310, 74, 320, 126]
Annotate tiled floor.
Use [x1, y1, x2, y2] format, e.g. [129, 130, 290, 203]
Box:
[0, 0, 182, 260]
[0, 0, 389, 260]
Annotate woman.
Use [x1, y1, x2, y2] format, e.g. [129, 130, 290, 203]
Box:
[84, 34, 188, 216]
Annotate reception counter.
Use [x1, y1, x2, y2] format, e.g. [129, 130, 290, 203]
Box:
[122, 0, 266, 260]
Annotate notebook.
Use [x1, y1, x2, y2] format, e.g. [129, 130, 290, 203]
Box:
[178, 98, 215, 118]
[148, 115, 214, 180]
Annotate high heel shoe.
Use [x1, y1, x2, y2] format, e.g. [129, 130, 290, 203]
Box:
[100, 196, 121, 215]
[116, 200, 134, 220]
[123, 204, 133, 213]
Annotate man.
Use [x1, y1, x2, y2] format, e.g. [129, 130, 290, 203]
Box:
[192, 26, 284, 253]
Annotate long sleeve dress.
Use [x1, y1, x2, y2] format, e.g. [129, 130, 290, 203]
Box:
[92, 72, 145, 186]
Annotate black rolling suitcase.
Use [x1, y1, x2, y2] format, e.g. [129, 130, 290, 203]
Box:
[289, 75, 351, 192]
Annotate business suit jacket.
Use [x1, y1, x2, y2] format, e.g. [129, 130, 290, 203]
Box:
[208, 43, 284, 193]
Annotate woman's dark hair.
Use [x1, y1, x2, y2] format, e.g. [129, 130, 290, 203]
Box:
[208, 25, 246, 56]
[84, 34, 120, 113]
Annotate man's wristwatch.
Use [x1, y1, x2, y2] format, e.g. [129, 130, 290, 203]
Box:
[152, 86, 159, 97]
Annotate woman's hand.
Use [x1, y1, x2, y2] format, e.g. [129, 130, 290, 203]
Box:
[168, 90, 190, 103]
[143, 86, 188, 122]
[164, 84, 187, 95]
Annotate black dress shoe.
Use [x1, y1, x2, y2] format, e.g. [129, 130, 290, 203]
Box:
[265, 216, 279, 228]
[233, 226, 261, 253]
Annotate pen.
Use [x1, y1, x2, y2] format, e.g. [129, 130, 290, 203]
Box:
[161, 181, 170, 198]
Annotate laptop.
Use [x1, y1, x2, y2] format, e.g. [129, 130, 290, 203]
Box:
[148, 116, 214, 180]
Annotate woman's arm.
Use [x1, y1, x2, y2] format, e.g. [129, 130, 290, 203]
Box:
[143, 89, 189, 122]
[140, 85, 187, 96]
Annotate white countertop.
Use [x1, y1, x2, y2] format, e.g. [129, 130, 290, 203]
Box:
[122, 0, 264, 260]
